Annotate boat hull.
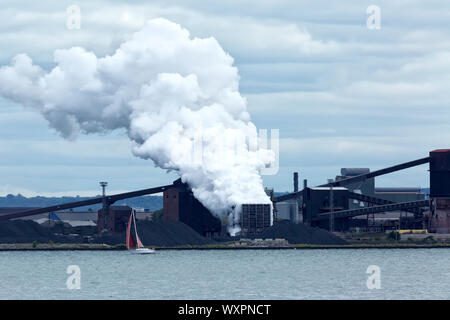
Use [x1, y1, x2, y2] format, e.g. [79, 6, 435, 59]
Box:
[131, 248, 156, 254]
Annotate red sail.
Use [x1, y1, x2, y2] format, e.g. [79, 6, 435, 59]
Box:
[133, 211, 145, 248]
[136, 233, 144, 248]
[126, 213, 136, 249]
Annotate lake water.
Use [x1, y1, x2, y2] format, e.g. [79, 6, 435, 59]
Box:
[0, 249, 449, 299]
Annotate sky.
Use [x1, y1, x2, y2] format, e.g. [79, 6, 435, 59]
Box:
[0, 0, 449, 197]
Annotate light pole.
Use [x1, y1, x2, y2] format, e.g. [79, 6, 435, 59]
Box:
[99, 182, 108, 232]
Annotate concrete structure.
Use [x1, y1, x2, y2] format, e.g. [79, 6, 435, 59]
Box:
[234, 238, 289, 247]
[428, 198, 450, 233]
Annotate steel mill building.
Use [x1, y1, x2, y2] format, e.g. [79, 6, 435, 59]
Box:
[1, 149, 450, 237]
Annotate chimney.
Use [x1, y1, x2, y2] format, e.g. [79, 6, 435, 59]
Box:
[293, 172, 299, 192]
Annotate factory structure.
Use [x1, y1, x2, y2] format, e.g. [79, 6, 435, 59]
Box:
[162, 179, 222, 237]
[1, 149, 450, 237]
[276, 168, 426, 232]
[161, 179, 271, 237]
[274, 149, 450, 234]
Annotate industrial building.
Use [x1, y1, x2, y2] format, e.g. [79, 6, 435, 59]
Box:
[2, 149, 450, 237]
[426, 149, 450, 233]
[0, 207, 98, 227]
[334, 168, 426, 231]
[275, 176, 427, 232]
[97, 206, 134, 233]
[161, 179, 273, 237]
[335, 168, 425, 206]
[162, 179, 221, 237]
[274, 149, 450, 233]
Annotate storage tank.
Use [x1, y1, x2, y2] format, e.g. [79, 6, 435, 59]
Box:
[276, 202, 299, 223]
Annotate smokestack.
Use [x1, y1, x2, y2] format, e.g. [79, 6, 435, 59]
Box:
[293, 172, 299, 192]
[303, 179, 308, 189]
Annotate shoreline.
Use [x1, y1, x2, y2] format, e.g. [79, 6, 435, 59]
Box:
[1, 243, 450, 251]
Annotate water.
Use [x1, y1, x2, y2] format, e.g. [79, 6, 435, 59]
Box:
[0, 249, 449, 299]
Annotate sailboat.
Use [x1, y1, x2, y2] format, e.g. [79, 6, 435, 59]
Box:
[126, 210, 156, 254]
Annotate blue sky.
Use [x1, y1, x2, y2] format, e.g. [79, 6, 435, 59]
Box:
[1, 0, 449, 196]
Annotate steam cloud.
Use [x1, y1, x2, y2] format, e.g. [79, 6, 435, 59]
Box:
[0, 18, 274, 233]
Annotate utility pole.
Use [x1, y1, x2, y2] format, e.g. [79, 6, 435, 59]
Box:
[328, 179, 334, 232]
[100, 181, 108, 233]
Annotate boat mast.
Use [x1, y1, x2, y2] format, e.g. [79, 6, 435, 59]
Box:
[132, 210, 142, 248]
[126, 212, 134, 249]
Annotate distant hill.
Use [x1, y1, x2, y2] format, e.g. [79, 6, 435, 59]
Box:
[0, 191, 289, 212]
[4, 188, 426, 211]
[0, 194, 163, 212]
[274, 192, 290, 197]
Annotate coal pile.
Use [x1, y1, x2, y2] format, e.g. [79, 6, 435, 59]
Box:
[138, 220, 215, 246]
[0, 219, 215, 246]
[256, 221, 348, 245]
[0, 220, 77, 243]
[96, 220, 216, 246]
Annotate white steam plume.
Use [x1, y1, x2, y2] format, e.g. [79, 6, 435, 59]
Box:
[0, 18, 274, 233]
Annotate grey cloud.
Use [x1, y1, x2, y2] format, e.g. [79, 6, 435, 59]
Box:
[1, 0, 449, 194]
